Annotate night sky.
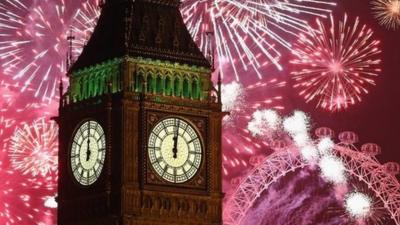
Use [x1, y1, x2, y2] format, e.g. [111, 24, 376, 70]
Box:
[289, 0, 400, 165]
[0, 0, 398, 224]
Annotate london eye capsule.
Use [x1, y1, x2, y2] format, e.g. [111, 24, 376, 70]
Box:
[249, 156, 265, 166]
[384, 162, 400, 176]
[361, 143, 382, 157]
[315, 127, 335, 138]
[338, 131, 359, 145]
[271, 139, 287, 151]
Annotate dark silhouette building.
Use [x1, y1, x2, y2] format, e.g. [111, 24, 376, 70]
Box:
[56, 0, 223, 224]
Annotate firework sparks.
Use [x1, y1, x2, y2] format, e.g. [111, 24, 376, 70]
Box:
[345, 192, 373, 219]
[317, 137, 335, 156]
[44, 196, 58, 209]
[300, 145, 319, 162]
[0, 0, 100, 102]
[290, 14, 382, 111]
[0, 165, 56, 225]
[221, 78, 286, 177]
[247, 109, 281, 138]
[0, 81, 57, 224]
[0, 80, 57, 153]
[319, 155, 347, 184]
[221, 81, 246, 116]
[8, 118, 58, 177]
[181, 0, 336, 80]
[225, 124, 400, 225]
[283, 111, 310, 137]
[372, 0, 400, 30]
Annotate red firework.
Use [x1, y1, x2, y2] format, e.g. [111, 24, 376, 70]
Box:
[290, 14, 382, 112]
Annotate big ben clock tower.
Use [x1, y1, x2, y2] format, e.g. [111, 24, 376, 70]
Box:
[56, 0, 224, 224]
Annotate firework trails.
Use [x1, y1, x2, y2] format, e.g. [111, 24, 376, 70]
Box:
[0, 0, 100, 102]
[181, 0, 336, 80]
[372, 0, 400, 30]
[290, 14, 382, 111]
[8, 118, 58, 177]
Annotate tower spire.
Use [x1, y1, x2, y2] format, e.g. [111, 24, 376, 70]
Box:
[218, 72, 222, 104]
[206, 31, 215, 72]
[66, 29, 75, 70]
[59, 78, 64, 108]
[99, 0, 105, 8]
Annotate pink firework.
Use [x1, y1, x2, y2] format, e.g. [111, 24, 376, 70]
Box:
[0, 80, 57, 147]
[0, 81, 36, 149]
[221, 78, 286, 179]
[0, 165, 56, 225]
[0, 83, 18, 140]
[0, 0, 100, 102]
[0, 84, 58, 224]
[290, 14, 382, 112]
[8, 118, 58, 177]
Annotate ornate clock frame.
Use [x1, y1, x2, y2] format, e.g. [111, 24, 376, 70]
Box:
[143, 108, 209, 193]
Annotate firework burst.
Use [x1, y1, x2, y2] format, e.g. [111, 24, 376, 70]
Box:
[345, 192, 373, 219]
[372, 0, 400, 30]
[0, 80, 58, 152]
[8, 118, 58, 177]
[181, 0, 336, 80]
[290, 14, 382, 112]
[0, 0, 100, 102]
[221, 78, 286, 178]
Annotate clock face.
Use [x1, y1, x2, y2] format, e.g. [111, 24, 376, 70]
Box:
[70, 120, 106, 186]
[148, 117, 203, 184]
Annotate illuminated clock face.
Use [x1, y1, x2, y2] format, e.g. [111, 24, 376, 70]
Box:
[70, 120, 106, 186]
[148, 117, 203, 183]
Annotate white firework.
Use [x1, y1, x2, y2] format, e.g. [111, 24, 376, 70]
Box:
[222, 81, 246, 112]
[247, 109, 281, 138]
[300, 145, 319, 162]
[345, 192, 373, 219]
[8, 118, 58, 177]
[317, 137, 335, 156]
[283, 111, 310, 136]
[181, 0, 336, 80]
[292, 132, 311, 147]
[319, 155, 347, 184]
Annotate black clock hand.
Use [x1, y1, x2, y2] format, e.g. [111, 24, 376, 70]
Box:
[86, 139, 91, 161]
[172, 119, 180, 159]
[86, 122, 91, 161]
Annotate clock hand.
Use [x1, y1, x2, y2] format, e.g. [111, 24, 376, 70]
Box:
[172, 119, 180, 159]
[86, 122, 91, 162]
[86, 139, 91, 161]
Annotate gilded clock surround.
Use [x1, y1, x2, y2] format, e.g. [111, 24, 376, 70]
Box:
[69, 120, 106, 186]
[147, 116, 204, 184]
[144, 113, 208, 192]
